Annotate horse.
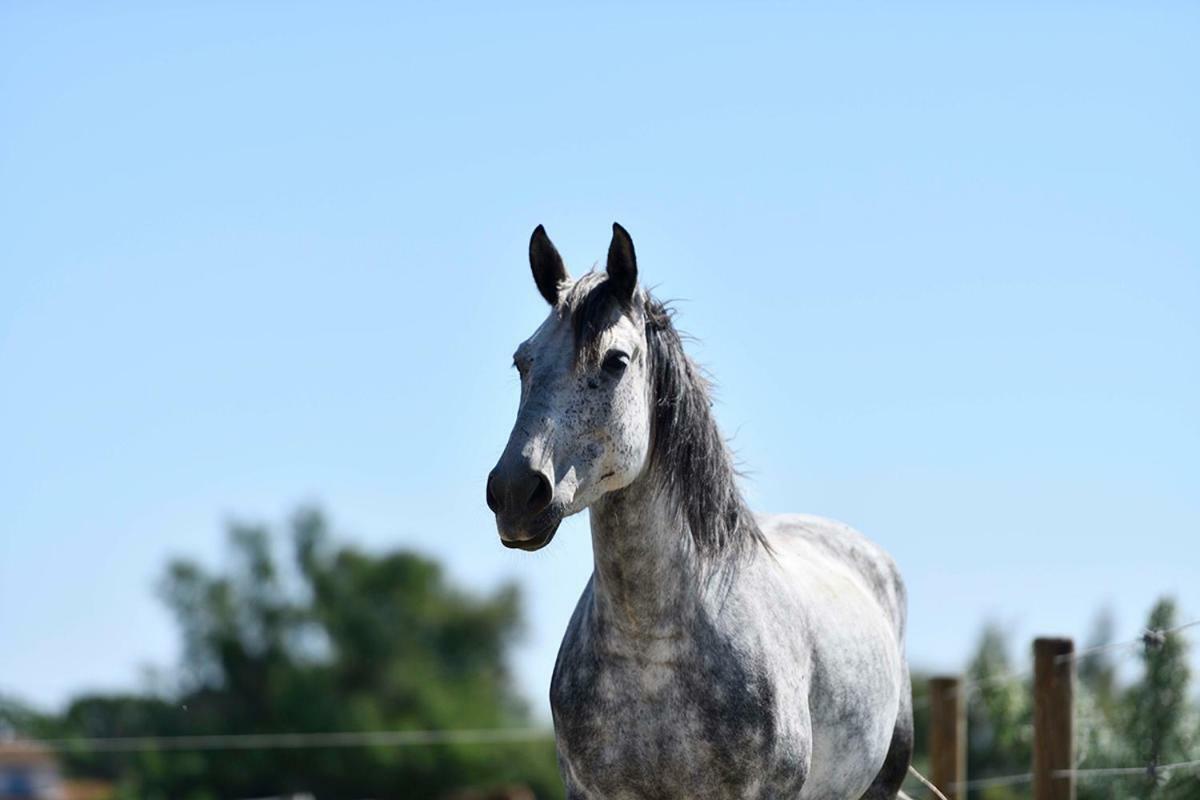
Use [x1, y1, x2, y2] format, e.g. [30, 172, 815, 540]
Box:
[486, 223, 913, 799]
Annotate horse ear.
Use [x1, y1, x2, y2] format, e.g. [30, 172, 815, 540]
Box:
[606, 222, 637, 306]
[529, 225, 568, 305]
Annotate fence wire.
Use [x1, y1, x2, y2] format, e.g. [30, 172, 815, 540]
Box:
[953, 772, 1033, 791]
[1056, 757, 1200, 780]
[912, 616, 1200, 797]
[8, 618, 1199, 798]
[9, 728, 554, 752]
[1056, 619, 1200, 665]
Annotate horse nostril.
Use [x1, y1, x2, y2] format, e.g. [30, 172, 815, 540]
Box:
[526, 472, 553, 514]
[486, 472, 502, 514]
[489, 465, 552, 518]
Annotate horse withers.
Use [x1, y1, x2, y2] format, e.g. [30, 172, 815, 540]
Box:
[486, 224, 912, 799]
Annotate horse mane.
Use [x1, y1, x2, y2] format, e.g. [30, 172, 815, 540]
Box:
[563, 273, 768, 561]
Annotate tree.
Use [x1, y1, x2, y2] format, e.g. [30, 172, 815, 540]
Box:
[952, 600, 1198, 800]
[1117, 598, 1196, 799]
[963, 623, 1032, 800]
[1078, 607, 1118, 706]
[56, 508, 562, 800]
[1074, 607, 1126, 800]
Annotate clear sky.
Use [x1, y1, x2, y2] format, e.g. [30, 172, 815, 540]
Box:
[2, 3, 1197, 719]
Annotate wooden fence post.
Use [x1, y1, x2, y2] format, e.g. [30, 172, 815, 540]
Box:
[1033, 637, 1075, 800]
[929, 675, 966, 800]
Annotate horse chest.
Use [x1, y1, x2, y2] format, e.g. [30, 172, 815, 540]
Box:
[551, 630, 809, 799]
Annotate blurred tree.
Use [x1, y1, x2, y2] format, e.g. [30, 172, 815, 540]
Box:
[1078, 607, 1118, 706]
[0, 694, 60, 740]
[53, 508, 562, 800]
[1117, 598, 1196, 799]
[963, 622, 1032, 800]
[1074, 607, 1126, 800]
[12, 515, 1199, 800]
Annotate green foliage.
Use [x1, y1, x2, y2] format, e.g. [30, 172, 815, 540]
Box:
[0, 693, 63, 740]
[1116, 599, 1197, 799]
[1072, 606, 1128, 800]
[1072, 599, 1198, 800]
[951, 600, 1199, 800]
[35, 508, 562, 800]
[1078, 608, 1118, 707]
[963, 623, 1032, 800]
[11, 508, 1200, 800]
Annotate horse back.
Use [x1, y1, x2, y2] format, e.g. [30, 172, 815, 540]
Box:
[758, 512, 906, 642]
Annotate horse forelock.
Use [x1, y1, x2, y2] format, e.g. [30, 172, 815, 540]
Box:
[560, 272, 767, 561]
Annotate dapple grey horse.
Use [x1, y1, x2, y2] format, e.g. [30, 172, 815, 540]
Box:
[487, 224, 913, 799]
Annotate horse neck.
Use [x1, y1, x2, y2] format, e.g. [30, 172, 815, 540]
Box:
[587, 468, 700, 645]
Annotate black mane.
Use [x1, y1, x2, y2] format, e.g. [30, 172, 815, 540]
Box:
[563, 274, 767, 560]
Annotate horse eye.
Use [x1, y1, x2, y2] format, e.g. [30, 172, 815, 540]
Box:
[601, 351, 630, 376]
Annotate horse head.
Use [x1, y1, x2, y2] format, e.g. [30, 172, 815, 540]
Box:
[486, 223, 653, 551]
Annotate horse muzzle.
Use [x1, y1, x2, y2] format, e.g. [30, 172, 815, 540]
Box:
[497, 513, 562, 552]
[487, 459, 562, 551]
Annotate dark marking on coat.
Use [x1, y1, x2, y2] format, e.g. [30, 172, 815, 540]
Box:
[551, 584, 808, 799]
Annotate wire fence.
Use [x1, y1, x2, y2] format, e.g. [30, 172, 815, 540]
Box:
[905, 616, 1200, 798]
[15, 728, 554, 752]
[912, 618, 1200, 714]
[7, 617, 1199, 798]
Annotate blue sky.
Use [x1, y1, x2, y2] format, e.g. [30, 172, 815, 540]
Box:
[2, 2, 1197, 718]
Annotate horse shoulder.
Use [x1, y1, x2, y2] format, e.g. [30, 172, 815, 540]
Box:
[551, 574, 813, 798]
